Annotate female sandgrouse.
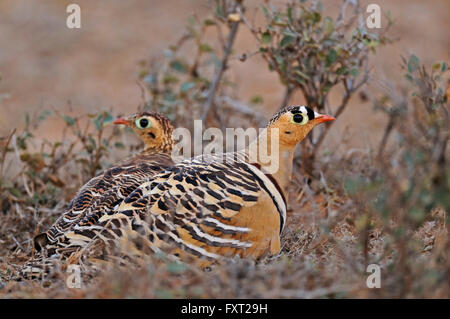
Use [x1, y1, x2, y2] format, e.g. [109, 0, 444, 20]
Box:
[31, 111, 175, 261]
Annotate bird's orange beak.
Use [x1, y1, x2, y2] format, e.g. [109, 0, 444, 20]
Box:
[113, 117, 129, 125]
[315, 114, 335, 124]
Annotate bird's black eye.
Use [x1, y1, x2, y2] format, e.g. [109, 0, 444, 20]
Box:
[140, 118, 149, 128]
[293, 113, 303, 123]
[135, 117, 151, 129]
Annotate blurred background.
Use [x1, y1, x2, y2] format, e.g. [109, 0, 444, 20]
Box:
[0, 0, 448, 148]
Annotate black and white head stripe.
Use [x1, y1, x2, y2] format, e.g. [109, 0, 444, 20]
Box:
[268, 105, 320, 126]
[289, 105, 319, 120]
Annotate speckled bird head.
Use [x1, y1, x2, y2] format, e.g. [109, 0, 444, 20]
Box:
[113, 111, 174, 153]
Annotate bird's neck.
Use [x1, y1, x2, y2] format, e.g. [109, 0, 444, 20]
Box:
[246, 128, 295, 194]
[143, 136, 173, 154]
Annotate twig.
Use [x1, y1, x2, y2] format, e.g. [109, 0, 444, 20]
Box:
[314, 64, 370, 151]
[10, 234, 23, 252]
[280, 85, 294, 109]
[377, 115, 395, 158]
[10, 134, 32, 198]
[201, 7, 241, 122]
[0, 129, 16, 190]
[218, 95, 267, 127]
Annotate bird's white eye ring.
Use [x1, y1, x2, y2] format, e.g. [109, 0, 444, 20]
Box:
[291, 113, 308, 125]
[135, 117, 151, 129]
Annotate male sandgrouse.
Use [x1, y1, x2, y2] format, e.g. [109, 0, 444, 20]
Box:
[78, 106, 334, 267]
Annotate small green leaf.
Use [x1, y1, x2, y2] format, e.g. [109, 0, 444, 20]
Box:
[261, 6, 269, 18]
[349, 68, 360, 77]
[336, 66, 347, 75]
[38, 109, 52, 122]
[250, 95, 263, 104]
[280, 35, 294, 47]
[114, 142, 125, 149]
[321, 83, 332, 93]
[187, 16, 196, 26]
[312, 12, 321, 23]
[199, 43, 213, 53]
[294, 69, 310, 80]
[170, 60, 188, 73]
[88, 135, 97, 148]
[302, 30, 310, 42]
[216, 4, 224, 18]
[144, 74, 155, 84]
[261, 31, 271, 44]
[272, 15, 287, 27]
[64, 116, 75, 126]
[93, 117, 102, 131]
[282, 29, 297, 37]
[93, 113, 113, 131]
[180, 81, 195, 92]
[407, 54, 420, 73]
[405, 73, 413, 82]
[203, 19, 215, 26]
[325, 49, 337, 67]
[368, 40, 380, 48]
[274, 54, 283, 66]
[163, 75, 179, 85]
[138, 70, 148, 79]
[287, 7, 293, 23]
[323, 16, 334, 34]
[432, 63, 441, 71]
[7, 187, 22, 198]
[102, 112, 114, 126]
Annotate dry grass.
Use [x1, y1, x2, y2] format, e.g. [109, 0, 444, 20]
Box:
[0, 133, 447, 298]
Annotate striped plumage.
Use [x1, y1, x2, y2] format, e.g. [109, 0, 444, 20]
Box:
[58, 106, 335, 268]
[88, 153, 287, 266]
[39, 152, 174, 256]
[19, 111, 174, 278]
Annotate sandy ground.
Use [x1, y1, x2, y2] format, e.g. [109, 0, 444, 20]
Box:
[0, 0, 449, 150]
